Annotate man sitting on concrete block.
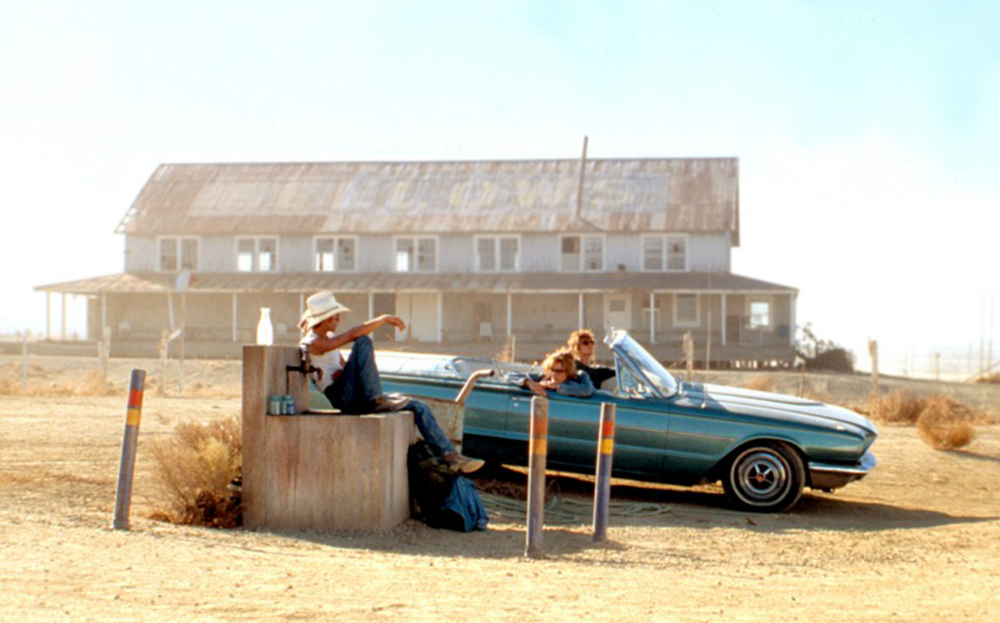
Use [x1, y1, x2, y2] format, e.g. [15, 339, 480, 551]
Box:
[299, 291, 484, 474]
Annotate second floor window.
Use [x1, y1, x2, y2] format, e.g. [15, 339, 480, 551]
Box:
[237, 237, 278, 272]
[315, 237, 356, 272]
[643, 235, 687, 271]
[476, 236, 519, 272]
[395, 236, 436, 272]
[561, 235, 603, 272]
[159, 237, 199, 272]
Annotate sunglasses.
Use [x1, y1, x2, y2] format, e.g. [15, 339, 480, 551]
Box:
[579, 339, 594, 345]
[550, 367, 567, 374]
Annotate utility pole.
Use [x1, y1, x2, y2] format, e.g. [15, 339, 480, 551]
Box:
[575, 136, 589, 221]
[990, 295, 995, 373]
[981, 297, 987, 376]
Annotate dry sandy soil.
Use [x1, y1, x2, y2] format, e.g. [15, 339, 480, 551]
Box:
[1, 355, 999, 622]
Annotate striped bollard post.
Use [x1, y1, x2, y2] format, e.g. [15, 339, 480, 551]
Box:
[113, 369, 146, 530]
[592, 402, 616, 542]
[524, 396, 549, 558]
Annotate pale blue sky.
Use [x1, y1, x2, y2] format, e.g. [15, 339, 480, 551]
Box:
[1, 1, 997, 375]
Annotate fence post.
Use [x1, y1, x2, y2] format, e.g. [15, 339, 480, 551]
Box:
[592, 402, 616, 542]
[868, 338, 880, 398]
[114, 369, 146, 530]
[21, 331, 29, 393]
[525, 396, 548, 558]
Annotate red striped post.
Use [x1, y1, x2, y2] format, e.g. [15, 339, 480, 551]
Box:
[114, 369, 146, 530]
[592, 402, 616, 542]
[524, 396, 549, 558]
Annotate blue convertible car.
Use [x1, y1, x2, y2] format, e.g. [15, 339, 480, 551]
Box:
[315, 330, 878, 512]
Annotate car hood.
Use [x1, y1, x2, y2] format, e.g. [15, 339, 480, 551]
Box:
[679, 382, 878, 437]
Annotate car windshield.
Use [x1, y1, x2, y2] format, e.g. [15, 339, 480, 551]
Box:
[607, 331, 679, 398]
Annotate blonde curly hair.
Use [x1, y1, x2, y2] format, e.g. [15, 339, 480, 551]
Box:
[567, 329, 597, 364]
[542, 348, 578, 379]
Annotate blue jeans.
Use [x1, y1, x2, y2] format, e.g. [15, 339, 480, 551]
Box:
[325, 336, 456, 458]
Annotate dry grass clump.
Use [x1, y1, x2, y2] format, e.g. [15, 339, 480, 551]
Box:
[0, 373, 16, 395]
[871, 391, 927, 425]
[916, 396, 979, 450]
[0, 369, 118, 397]
[743, 375, 776, 392]
[148, 415, 242, 528]
[974, 372, 1000, 385]
[77, 369, 118, 396]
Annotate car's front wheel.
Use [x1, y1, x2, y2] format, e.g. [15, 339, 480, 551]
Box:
[722, 442, 805, 513]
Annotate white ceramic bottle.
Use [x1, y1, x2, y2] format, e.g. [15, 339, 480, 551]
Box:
[256, 307, 274, 345]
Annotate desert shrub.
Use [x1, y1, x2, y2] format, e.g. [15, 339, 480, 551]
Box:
[743, 375, 775, 392]
[871, 391, 926, 425]
[77, 369, 117, 396]
[808, 348, 855, 372]
[917, 397, 978, 450]
[796, 324, 855, 372]
[0, 373, 16, 395]
[148, 416, 242, 528]
[974, 372, 1000, 385]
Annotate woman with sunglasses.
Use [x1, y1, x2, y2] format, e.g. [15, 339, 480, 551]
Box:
[567, 329, 616, 389]
[522, 347, 594, 398]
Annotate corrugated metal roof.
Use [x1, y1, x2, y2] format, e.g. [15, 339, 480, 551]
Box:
[116, 158, 739, 239]
[35, 271, 794, 295]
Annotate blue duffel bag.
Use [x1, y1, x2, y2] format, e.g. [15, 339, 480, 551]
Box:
[408, 441, 488, 532]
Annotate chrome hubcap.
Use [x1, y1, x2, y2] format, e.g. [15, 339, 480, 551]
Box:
[734, 450, 789, 503]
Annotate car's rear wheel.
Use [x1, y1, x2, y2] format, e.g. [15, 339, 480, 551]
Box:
[722, 442, 805, 513]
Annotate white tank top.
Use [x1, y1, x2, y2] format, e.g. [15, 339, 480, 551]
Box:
[299, 330, 346, 392]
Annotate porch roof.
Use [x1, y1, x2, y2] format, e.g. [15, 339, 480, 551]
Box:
[36, 271, 796, 295]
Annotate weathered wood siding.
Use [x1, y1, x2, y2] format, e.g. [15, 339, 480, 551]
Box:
[125, 231, 732, 274]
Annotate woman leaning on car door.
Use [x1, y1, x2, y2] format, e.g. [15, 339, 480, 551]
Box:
[522, 347, 595, 398]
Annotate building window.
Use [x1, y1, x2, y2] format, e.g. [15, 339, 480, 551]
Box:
[642, 235, 687, 271]
[158, 237, 199, 272]
[560, 235, 603, 272]
[642, 236, 663, 271]
[236, 237, 278, 272]
[748, 297, 772, 329]
[475, 236, 519, 272]
[395, 236, 437, 272]
[315, 237, 356, 272]
[673, 293, 699, 327]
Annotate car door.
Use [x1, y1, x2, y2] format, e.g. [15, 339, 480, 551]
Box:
[506, 388, 668, 479]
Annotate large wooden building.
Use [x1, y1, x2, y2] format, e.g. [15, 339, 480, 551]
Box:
[37, 158, 797, 364]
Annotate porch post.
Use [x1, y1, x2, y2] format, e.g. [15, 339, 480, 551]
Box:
[507, 292, 513, 337]
[437, 291, 443, 343]
[61, 293, 67, 340]
[578, 293, 584, 330]
[300, 291, 306, 317]
[101, 292, 107, 342]
[649, 291, 655, 345]
[46, 292, 51, 340]
[232, 292, 238, 342]
[721, 293, 727, 346]
[167, 292, 175, 331]
[789, 292, 796, 347]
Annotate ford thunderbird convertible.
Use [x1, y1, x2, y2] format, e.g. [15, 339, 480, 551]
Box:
[313, 330, 878, 512]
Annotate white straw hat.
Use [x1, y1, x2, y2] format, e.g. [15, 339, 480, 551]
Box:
[299, 291, 351, 330]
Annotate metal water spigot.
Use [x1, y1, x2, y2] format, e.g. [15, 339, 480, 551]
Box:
[285, 344, 319, 394]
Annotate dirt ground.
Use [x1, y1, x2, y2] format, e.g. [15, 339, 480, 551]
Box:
[1, 355, 999, 622]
